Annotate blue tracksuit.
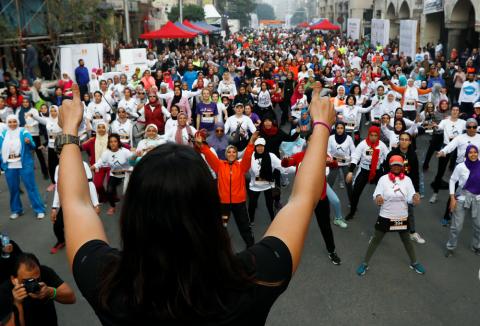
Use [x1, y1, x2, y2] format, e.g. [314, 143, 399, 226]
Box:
[0, 129, 45, 214]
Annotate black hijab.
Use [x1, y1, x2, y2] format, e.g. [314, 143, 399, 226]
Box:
[254, 149, 273, 181]
[334, 121, 347, 144]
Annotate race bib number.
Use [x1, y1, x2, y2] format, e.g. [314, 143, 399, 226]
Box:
[366, 148, 373, 156]
[389, 217, 408, 231]
[346, 122, 355, 131]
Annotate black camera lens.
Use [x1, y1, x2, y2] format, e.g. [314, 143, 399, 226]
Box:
[24, 279, 40, 294]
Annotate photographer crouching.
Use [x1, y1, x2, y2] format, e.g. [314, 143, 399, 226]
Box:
[0, 253, 75, 326]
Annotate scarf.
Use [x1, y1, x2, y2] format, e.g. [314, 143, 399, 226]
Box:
[388, 172, 405, 182]
[290, 84, 304, 106]
[464, 145, 480, 195]
[1, 115, 22, 163]
[299, 108, 311, 126]
[365, 126, 381, 182]
[94, 123, 109, 161]
[171, 91, 183, 107]
[18, 106, 29, 127]
[261, 124, 278, 137]
[254, 151, 273, 181]
[334, 122, 347, 144]
[207, 122, 229, 160]
[175, 114, 193, 146]
[393, 118, 407, 135]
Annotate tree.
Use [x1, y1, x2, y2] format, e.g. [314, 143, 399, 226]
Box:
[256, 3, 276, 21]
[168, 4, 205, 22]
[216, 0, 256, 27]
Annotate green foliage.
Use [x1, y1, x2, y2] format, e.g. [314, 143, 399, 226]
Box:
[256, 3, 276, 21]
[216, 0, 256, 27]
[167, 4, 205, 22]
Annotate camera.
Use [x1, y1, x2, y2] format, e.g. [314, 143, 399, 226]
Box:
[23, 278, 41, 293]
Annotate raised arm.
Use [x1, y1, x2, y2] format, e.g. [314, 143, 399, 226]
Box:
[264, 83, 336, 274]
[57, 84, 108, 268]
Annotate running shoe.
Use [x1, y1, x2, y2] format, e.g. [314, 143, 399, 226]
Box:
[334, 218, 348, 228]
[50, 242, 65, 254]
[409, 232, 426, 244]
[345, 212, 355, 220]
[441, 218, 450, 227]
[9, 213, 20, 220]
[429, 193, 438, 204]
[36, 213, 45, 220]
[356, 263, 368, 276]
[328, 252, 341, 265]
[471, 247, 480, 256]
[410, 262, 426, 274]
[445, 249, 454, 257]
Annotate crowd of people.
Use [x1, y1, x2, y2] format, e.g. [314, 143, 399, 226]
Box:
[1, 27, 480, 325]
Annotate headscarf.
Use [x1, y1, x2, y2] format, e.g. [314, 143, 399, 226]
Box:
[171, 88, 183, 107]
[144, 123, 160, 139]
[1, 115, 22, 163]
[464, 145, 480, 195]
[290, 83, 304, 106]
[175, 112, 193, 146]
[260, 115, 279, 137]
[365, 126, 381, 182]
[334, 121, 347, 144]
[399, 75, 407, 87]
[18, 102, 30, 127]
[94, 121, 109, 161]
[254, 143, 273, 182]
[299, 108, 311, 126]
[393, 118, 407, 135]
[207, 122, 228, 160]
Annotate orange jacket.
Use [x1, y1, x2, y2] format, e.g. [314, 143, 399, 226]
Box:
[201, 143, 254, 204]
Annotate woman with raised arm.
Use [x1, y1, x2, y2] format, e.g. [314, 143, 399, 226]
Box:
[56, 83, 334, 325]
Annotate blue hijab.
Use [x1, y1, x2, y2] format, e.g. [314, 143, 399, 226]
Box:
[464, 145, 480, 195]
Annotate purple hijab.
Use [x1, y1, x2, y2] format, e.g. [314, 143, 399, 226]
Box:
[464, 145, 480, 195]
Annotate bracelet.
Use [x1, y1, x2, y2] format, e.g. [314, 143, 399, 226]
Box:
[312, 121, 331, 132]
[51, 287, 57, 300]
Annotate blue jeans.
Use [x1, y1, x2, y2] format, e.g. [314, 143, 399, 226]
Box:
[5, 167, 45, 214]
[326, 184, 343, 220]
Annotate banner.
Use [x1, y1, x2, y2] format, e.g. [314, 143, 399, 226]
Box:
[371, 19, 390, 47]
[120, 48, 147, 65]
[399, 20, 417, 59]
[347, 18, 361, 40]
[424, 0, 443, 15]
[59, 43, 103, 82]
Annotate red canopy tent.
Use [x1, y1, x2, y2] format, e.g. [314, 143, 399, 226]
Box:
[140, 21, 198, 39]
[309, 19, 340, 31]
[183, 19, 210, 34]
[297, 21, 310, 28]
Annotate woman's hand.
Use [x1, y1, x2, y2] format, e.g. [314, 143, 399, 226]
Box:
[50, 208, 57, 224]
[346, 172, 353, 184]
[375, 195, 384, 206]
[24, 137, 30, 144]
[58, 84, 84, 135]
[194, 133, 203, 147]
[449, 195, 457, 212]
[413, 193, 420, 206]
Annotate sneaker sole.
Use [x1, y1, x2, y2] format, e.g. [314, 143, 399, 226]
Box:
[357, 267, 368, 276]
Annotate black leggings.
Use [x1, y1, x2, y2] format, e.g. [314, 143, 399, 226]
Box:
[53, 208, 65, 244]
[47, 147, 59, 184]
[221, 202, 254, 247]
[248, 189, 274, 222]
[314, 197, 336, 253]
[423, 134, 443, 169]
[106, 176, 123, 207]
[32, 135, 48, 177]
[350, 168, 380, 216]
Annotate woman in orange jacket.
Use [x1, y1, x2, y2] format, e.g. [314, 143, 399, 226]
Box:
[196, 131, 260, 248]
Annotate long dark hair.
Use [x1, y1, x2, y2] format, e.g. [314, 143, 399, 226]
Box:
[98, 144, 250, 319]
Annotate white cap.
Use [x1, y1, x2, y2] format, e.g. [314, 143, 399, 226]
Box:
[254, 138, 266, 146]
[474, 102, 480, 109]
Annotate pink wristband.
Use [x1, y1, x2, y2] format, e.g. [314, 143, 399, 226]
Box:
[312, 121, 331, 132]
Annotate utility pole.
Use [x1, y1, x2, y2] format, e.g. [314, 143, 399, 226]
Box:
[179, 0, 183, 22]
[124, 0, 131, 44]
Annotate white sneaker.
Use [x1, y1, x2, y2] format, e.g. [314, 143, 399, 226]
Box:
[429, 193, 438, 204]
[36, 213, 45, 220]
[410, 232, 426, 244]
[334, 219, 348, 228]
[10, 213, 19, 220]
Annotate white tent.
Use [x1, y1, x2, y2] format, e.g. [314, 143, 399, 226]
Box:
[204, 4, 221, 23]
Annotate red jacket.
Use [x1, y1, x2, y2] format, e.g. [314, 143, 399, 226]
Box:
[144, 103, 166, 134]
[201, 143, 254, 204]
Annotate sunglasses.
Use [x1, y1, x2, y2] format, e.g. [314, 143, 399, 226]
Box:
[138, 92, 145, 95]
[467, 125, 477, 129]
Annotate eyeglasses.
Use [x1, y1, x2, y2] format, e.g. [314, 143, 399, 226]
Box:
[467, 125, 477, 129]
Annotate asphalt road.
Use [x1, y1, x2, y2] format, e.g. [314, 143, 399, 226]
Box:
[0, 135, 479, 326]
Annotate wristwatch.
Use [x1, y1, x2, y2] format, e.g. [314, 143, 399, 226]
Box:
[54, 134, 80, 154]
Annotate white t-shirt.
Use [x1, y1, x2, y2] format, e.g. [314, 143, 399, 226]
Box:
[94, 147, 132, 177]
[224, 115, 256, 138]
[327, 135, 356, 166]
[373, 174, 415, 219]
[437, 118, 466, 145]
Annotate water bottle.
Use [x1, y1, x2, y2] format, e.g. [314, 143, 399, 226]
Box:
[1, 233, 11, 259]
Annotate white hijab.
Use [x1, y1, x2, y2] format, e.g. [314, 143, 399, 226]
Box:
[94, 121, 109, 160]
[2, 115, 22, 162]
